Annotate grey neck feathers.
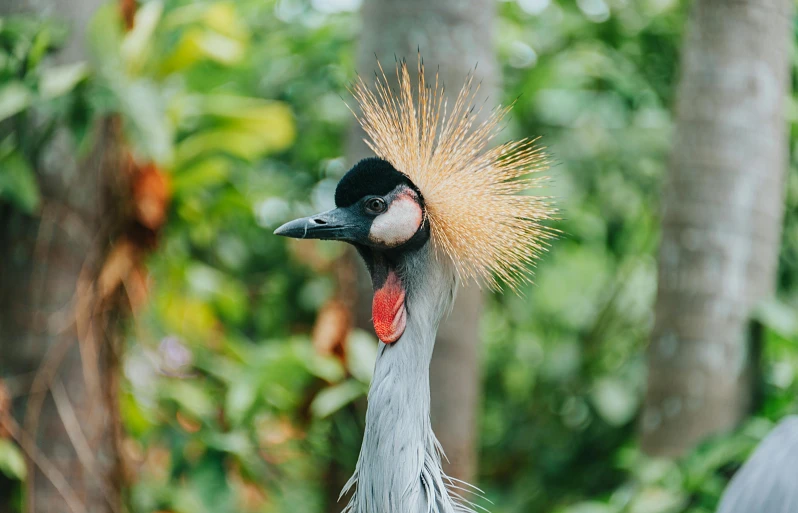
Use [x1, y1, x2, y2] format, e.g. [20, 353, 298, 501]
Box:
[341, 244, 481, 513]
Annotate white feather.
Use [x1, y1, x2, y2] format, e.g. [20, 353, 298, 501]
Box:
[340, 243, 483, 513]
[716, 416, 798, 513]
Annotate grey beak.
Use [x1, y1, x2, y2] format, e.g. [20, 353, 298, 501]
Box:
[273, 215, 329, 238]
[273, 207, 366, 241]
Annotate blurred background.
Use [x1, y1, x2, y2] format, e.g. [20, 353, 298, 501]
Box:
[0, 0, 797, 512]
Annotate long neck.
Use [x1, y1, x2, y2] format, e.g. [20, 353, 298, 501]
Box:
[342, 245, 477, 513]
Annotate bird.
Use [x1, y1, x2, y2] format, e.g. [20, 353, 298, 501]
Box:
[275, 57, 555, 513]
[715, 416, 798, 513]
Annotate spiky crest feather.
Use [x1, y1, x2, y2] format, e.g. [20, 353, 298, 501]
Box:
[349, 55, 555, 289]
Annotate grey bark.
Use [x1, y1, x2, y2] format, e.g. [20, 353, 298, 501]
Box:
[348, 0, 498, 486]
[641, 0, 793, 456]
[0, 0, 124, 512]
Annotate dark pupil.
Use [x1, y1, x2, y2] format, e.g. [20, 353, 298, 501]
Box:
[367, 198, 385, 213]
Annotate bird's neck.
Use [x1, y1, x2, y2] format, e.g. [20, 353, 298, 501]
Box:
[342, 244, 473, 513]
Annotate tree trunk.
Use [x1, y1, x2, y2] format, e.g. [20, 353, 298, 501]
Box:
[641, 0, 793, 457]
[348, 0, 497, 486]
[0, 1, 125, 512]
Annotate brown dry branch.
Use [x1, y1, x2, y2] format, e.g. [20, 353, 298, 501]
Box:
[120, 0, 137, 30]
[0, 380, 10, 439]
[51, 379, 122, 513]
[312, 300, 351, 364]
[21, 237, 114, 510]
[0, 414, 86, 513]
[131, 164, 171, 231]
[23, 329, 80, 509]
[76, 262, 104, 421]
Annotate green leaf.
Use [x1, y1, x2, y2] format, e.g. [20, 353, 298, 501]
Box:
[183, 457, 231, 513]
[205, 430, 253, 457]
[27, 25, 52, 69]
[215, 279, 248, 325]
[310, 380, 365, 419]
[754, 299, 798, 339]
[39, 62, 90, 99]
[87, 3, 125, 67]
[121, 0, 163, 75]
[225, 378, 258, 425]
[160, 28, 245, 73]
[199, 98, 297, 150]
[590, 376, 639, 426]
[559, 502, 614, 513]
[346, 329, 378, 384]
[194, 31, 245, 65]
[162, 3, 208, 29]
[163, 381, 215, 419]
[118, 80, 175, 165]
[0, 151, 40, 213]
[0, 82, 32, 122]
[120, 390, 153, 436]
[628, 486, 686, 513]
[303, 350, 345, 383]
[171, 158, 232, 194]
[202, 3, 250, 40]
[0, 439, 26, 480]
[175, 127, 281, 164]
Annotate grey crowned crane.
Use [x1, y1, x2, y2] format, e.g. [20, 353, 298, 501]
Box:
[275, 58, 554, 513]
[715, 416, 798, 513]
[275, 57, 798, 513]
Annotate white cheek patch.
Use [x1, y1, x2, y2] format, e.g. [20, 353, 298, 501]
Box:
[368, 192, 423, 247]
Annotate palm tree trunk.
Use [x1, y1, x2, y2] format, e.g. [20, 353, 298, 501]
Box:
[348, 0, 498, 486]
[641, 0, 793, 457]
[0, 1, 126, 511]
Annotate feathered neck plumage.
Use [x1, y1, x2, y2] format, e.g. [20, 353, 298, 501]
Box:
[341, 244, 480, 513]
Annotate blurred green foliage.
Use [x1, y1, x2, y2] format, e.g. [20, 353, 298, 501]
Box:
[1, 0, 797, 512]
[0, 16, 78, 212]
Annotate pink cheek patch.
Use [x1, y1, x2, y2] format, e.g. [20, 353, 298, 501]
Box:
[368, 192, 423, 247]
[372, 271, 407, 344]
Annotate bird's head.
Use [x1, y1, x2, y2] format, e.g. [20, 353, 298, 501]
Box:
[274, 157, 429, 253]
[275, 157, 429, 344]
[275, 58, 555, 345]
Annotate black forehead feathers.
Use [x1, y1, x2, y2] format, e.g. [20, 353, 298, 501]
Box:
[335, 157, 421, 207]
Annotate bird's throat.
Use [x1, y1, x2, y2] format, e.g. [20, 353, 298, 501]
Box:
[342, 244, 462, 513]
[372, 268, 407, 344]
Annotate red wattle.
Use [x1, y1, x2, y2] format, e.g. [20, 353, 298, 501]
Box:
[372, 272, 407, 344]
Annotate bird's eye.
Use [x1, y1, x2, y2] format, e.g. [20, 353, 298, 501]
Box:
[364, 197, 387, 215]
